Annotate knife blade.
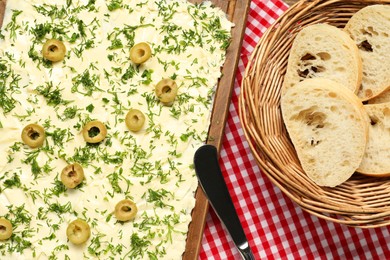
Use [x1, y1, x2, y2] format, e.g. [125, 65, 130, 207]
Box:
[194, 144, 255, 260]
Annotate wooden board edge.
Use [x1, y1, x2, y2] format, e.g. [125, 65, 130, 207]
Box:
[0, 0, 6, 28]
[183, 0, 251, 259]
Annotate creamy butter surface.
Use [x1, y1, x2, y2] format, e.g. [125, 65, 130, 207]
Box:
[0, 0, 232, 259]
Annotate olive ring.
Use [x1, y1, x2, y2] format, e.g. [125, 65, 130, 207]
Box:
[130, 42, 152, 64]
[66, 219, 91, 245]
[114, 199, 138, 222]
[61, 163, 85, 189]
[125, 109, 146, 132]
[155, 78, 178, 106]
[21, 123, 46, 148]
[82, 120, 107, 143]
[0, 218, 13, 241]
[42, 39, 66, 62]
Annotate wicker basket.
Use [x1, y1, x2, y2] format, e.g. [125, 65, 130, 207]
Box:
[239, 0, 390, 228]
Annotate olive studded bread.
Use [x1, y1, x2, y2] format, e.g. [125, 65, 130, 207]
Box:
[344, 5, 390, 101]
[357, 103, 390, 176]
[281, 78, 369, 187]
[282, 23, 362, 95]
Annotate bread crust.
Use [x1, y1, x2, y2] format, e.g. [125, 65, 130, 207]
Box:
[367, 86, 390, 104]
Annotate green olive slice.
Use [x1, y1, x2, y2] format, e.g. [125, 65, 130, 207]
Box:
[125, 109, 145, 132]
[21, 123, 46, 148]
[114, 199, 138, 222]
[155, 78, 178, 106]
[82, 120, 107, 143]
[42, 39, 66, 62]
[130, 42, 152, 64]
[66, 219, 91, 245]
[61, 163, 84, 189]
[0, 218, 12, 241]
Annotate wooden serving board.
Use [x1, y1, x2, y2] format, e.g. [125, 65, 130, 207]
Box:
[0, 0, 250, 258]
[0, 0, 5, 28]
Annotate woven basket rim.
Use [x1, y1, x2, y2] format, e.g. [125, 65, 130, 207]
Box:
[239, 0, 390, 227]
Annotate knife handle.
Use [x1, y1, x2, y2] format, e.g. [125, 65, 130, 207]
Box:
[194, 145, 249, 251]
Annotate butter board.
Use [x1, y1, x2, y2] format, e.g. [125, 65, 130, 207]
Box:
[0, 0, 250, 258]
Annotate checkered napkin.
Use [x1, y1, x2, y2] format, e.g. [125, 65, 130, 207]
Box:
[199, 0, 390, 258]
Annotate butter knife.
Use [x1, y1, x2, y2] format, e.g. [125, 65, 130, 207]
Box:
[194, 144, 255, 260]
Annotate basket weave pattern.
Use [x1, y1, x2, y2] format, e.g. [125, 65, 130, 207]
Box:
[239, 0, 390, 227]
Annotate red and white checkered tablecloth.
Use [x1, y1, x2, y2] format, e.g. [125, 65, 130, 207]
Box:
[199, 0, 390, 259]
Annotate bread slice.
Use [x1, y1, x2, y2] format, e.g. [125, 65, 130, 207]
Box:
[368, 87, 390, 104]
[344, 5, 390, 101]
[281, 78, 369, 187]
[282, 23, 362, 95]
[357, 103, 390, 176]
